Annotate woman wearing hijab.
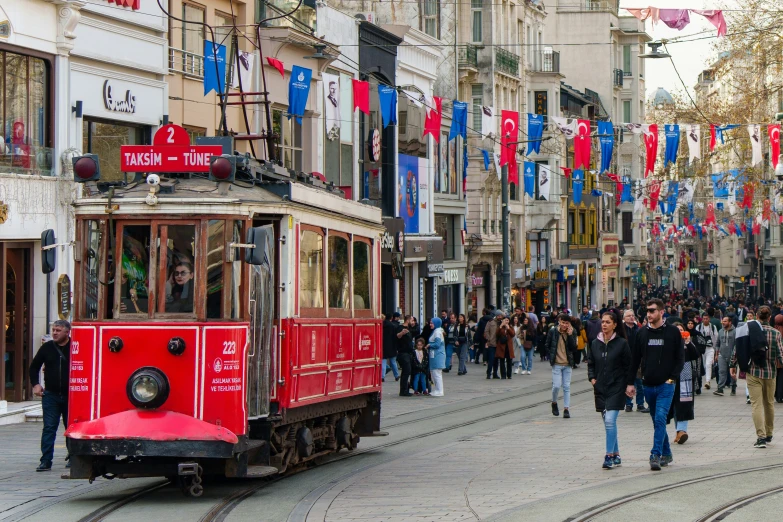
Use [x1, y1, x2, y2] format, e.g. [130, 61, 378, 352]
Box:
[427, 317, 446, 397]
[587, 310, 632, 470]
[671, 323, 702, 444]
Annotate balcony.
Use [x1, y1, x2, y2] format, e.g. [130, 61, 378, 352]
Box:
[496, 47, 520, 77]
[530, 50, 560, 73]
[170, 47, 204, 78]
[458, 44, 478, 70]
[613, 68, 624, 88]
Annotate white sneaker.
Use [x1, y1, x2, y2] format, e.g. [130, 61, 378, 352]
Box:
[469, 359, 474, 363]
[526, 371, 531, 375]
[514, 368, 520, 374]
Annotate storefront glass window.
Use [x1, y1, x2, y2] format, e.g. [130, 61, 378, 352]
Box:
[0, 51, 51, 175]
[83, 119, 146, 182]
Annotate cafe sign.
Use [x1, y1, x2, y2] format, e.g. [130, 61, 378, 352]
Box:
[57, 274, 72, 320]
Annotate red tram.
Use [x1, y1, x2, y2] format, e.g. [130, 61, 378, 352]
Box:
[55, 136, 385, 496]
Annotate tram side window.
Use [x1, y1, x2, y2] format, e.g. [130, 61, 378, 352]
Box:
[159, 225, 196, 314]
[84, 220, 102, 319]
[328, 235, 350, 311]
[118, 225, 151, 316]
[206, 220, 224, 318]
[353, 240, 371, 311]
[300, 230, 324, 311]
[230, 220, 243, 319]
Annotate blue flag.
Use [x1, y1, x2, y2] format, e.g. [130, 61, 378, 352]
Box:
[449, 101, 468, 141]
[378, 84, 398, 128]
[696, 222, 703, 240]
[527, 113, 544, 155]
[598, 121, 614, 173]
[666, 181, 679, 215]
[573, 169, 584, 204]
[664, 124, 680, 166]
[621, 176, 632, 202]
[203, 40, 227, 96]
[716, 124, 739, 144]
[523, 161, 535, 196]
[481, 149, 491, 170]
[287, 65, 312, 124]
[712, 173, 728, 198]
[463, 145, 468, 197]
[717, 202, 724, 211]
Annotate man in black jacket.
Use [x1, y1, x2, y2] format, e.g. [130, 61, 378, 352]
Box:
[382, 313, 400, 382]
[29, 320, 72, 472]
[630, 299, 684, 471]
[474, 308, 492, 364]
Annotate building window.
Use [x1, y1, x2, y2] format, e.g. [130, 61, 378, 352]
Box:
[183, 125, 206, 143]
[623, 45, 631, 75]
[273, 109, 303, 171]
[421, 0, 440, 39]
[471, 0, 483, 43]
[622, 211, 633, 244]
[435, 214, 456, 260]
[182, 3, 205, 53]
[83, 118, 148, 182]
[471, 84, 483, 132]
[588, 209, 597, 246]
[0, 50, 52, 175]
[623, 100, 631, 123]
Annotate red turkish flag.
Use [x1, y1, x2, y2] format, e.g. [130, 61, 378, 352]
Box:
[266, 57, 285, 78]
[574, 119, 591, 169]
[729, 221, 737, 235]
[352, 79, 370, 115]
[753, 222, 761, 235]
[764, 199, 771, 221]
[648, 180, 661, 210]
[770, 124, 781, 169]
[705, 202, 716, 225]
[500, 110, 519, 183]
[742, 182, 754, 209]
[560, 167, 572, 178]
[606, 173, 621, 206]
[423, 96, 442, 142]
[709, 124, 717, 152]
[644, 124, 658, 177]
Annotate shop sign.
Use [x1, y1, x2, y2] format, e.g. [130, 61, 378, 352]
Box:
[441, 269, 460, 283]
[380, 218, 404, 263]
[511, 263, 526, 283]
[405, 237, 444, 277]
[601, 236, 619, 267]
[57, 274, 72, 320]
[534, 270, 548, 280]
[471, 274, 484, 287]
[103, 80, 136, 114]
[120, 124, 223, 173]
[689, 268, 699, 274]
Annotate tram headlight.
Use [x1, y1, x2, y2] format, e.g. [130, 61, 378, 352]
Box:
[126, 367, 170, 409]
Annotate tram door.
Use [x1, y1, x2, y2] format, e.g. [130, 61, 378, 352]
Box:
[1, 246, 31, 402]
[247, 224, 275, 418]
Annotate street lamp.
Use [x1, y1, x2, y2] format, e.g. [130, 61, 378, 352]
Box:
[639, 42, 671, 59]
[500, 135, 552, 313]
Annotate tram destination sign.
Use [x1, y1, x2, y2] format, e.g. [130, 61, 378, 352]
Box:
[120, 124, 223, 173]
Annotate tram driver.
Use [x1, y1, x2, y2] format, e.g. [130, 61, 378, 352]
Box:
[166, 259, 194, 313]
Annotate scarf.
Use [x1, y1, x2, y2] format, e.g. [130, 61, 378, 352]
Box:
[680, 345, 694, 403]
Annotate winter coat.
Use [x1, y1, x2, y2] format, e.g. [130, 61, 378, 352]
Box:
[546, 327, 577, 367]
[587, 333, 632, 412]
[475, 313, 492, 347]
[428, 317, 446, 370]
[631, 322, 685, 387]
[495, 325, 516, 359]
[668, 338, 702, 423]
[411, 349, 430, 375]
[485, 319, 499, 348]
[382, 319, 399, 359]
[585, 319, 602, 344]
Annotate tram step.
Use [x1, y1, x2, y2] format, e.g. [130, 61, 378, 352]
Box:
[245, 465, 279, 478]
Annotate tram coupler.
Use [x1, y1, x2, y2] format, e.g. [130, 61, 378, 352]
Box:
[177, 462, 199, 476]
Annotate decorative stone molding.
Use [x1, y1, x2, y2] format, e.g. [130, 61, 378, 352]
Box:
[46, 0, 86, 55]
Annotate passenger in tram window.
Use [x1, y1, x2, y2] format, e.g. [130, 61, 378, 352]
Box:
[166, 260, 194, 313]
[118, 228, 150, 314]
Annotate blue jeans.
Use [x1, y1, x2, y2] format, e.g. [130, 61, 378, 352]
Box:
[412, 373, 427, 393]
[676, 420, 689, 432]
[644, 382, 675, 457]
[603, 409, 620, 455]
[445, 344, 455, 370]
[625, 378, 645, 407]
[382, 357, 399, 379]
[520, 349, 534, 372]
[457, 344, 468, 373]
[551, 365, 572, 408]
[41, 392, 68, 465]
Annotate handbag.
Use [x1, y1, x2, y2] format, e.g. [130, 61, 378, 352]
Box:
[524, 339, 533, 349]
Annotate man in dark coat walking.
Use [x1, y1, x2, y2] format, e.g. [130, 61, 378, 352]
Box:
[382, 313, 400, 382]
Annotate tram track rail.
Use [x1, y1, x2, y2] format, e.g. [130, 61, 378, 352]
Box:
[73, 382, 587, 522]
[565, 462, 783, 522]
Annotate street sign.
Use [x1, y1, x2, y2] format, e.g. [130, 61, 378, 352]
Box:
[120, 124, 223, 173]
[709, 264, 716, 270]
[750, 278, 758, 287]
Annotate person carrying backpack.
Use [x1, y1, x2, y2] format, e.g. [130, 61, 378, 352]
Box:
[730, 306, 783, 448]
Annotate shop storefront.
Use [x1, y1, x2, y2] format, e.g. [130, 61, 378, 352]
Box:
[403, 237, 444, 323]
[438, 266, 465, 317]
[527, 269, 551, 313]
[467, 267, 490, 320]
[510, 263, 526, 311]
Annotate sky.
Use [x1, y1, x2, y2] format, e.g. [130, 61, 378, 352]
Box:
[617, 1, 732, 101]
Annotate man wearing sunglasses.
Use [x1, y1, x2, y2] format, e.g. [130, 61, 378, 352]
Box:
[630, 298, 684, 471]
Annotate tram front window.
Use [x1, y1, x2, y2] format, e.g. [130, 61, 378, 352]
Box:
[119, 225, 151, 315]
[160, 225, 196, 314]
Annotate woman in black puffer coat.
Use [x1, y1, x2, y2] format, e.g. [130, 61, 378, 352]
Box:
[587, 310, 632, 470]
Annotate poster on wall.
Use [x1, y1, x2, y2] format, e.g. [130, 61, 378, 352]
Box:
[418, 156, 430, 233]
[398, 154, 419, 233]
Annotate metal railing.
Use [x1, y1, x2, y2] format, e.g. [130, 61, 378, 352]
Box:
[170, 47, 204, 78]
[458, 44, 478, 69]
[623, 70, 632, 77]
[613, 68, 624, 87]
[496, 47, 520, 77]
[530, 49, 560, 73]
[0, 146, 55, 176]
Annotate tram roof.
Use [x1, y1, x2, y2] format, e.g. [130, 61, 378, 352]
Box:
[74, 176, 383, 226]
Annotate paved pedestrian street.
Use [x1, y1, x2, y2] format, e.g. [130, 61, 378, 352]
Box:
[4, 364, 783, 521]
